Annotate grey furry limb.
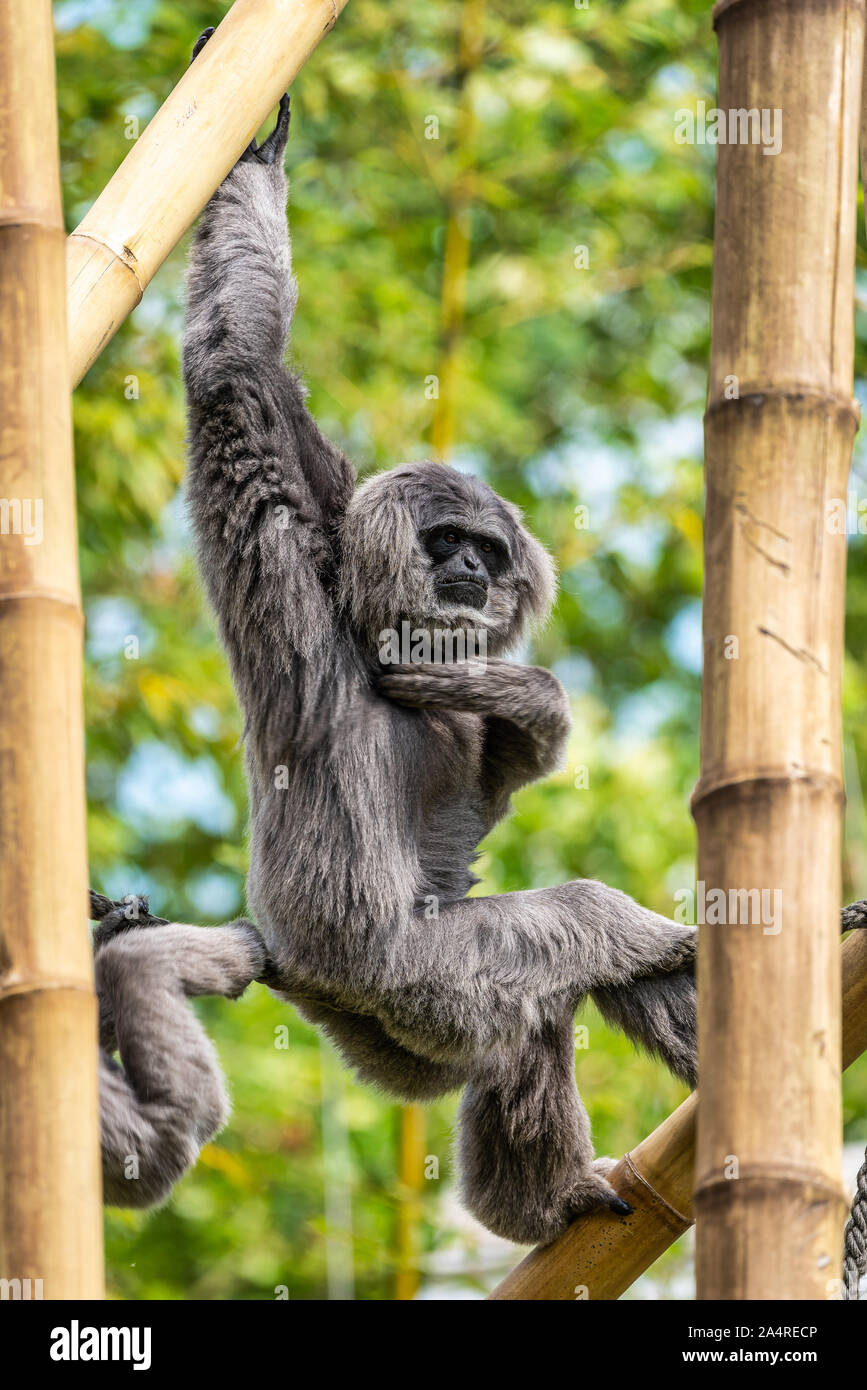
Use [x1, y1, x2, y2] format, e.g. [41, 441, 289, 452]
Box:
[91, 889, 266, 1208]
[842, 899, 867, 931]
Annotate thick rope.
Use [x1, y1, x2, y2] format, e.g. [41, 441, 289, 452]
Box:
[844, 1150, 867, 1300]
[842, 900, 867, 1299]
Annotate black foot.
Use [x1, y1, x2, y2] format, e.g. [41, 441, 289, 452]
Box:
[189, 26, 291, 167]
[241, 93, 291, 166]
[191, 26, 215, 64]
[608, 1196, 633, 1217]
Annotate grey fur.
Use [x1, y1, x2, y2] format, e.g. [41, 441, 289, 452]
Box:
[95, 905, 265, 1207]
[176, 67, 699, 1245]
[98, 33, 699, 1242]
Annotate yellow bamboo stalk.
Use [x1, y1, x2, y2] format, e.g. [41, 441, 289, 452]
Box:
[394, 1104, 426, 1300]
[430, 0, 486, 459]
[693, 0, 862, 1300]
[67, 0, 351, 387]
[0, 1, 103, 1298]
[395, 2, 489, 1297]
[489, 928, 867, 1300]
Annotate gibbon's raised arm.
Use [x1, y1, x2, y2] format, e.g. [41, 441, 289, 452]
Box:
[183, 40, 354, 689]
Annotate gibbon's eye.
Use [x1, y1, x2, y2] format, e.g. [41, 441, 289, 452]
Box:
[444, 532, 458, 545]
[481, 542, 492, 553]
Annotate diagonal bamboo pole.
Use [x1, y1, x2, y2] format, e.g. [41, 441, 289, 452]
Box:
[67, 0, 351, 387]
[0, 1, 103, 1298]
[489, 928, 867, 1300]
[693, 0, 861, 1300]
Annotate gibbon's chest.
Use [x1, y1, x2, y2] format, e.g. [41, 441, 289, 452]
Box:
[407, 709, 487, 900]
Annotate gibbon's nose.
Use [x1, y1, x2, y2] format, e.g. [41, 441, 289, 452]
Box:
[463, 552, 480, 571]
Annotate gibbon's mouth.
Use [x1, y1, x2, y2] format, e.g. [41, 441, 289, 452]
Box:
[437, 577, 489, 610]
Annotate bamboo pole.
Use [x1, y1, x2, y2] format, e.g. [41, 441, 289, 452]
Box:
[394, 1105, 426, 1300]
[67, 0, 351, 387]
[489, 928, 867, 1299]
[0, 1, 103, 1298]
[693, 0, 862, 1300]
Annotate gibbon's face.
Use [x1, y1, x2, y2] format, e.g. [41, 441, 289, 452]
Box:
[339, 461, 556, 657]
[421, 523, 511, 613]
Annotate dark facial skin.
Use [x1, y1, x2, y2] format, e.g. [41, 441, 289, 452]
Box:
[424, 525, 507, 610]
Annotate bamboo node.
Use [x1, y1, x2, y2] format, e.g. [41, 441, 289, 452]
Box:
[712, 0, 867, 30]
[705, 385, 860, 428]
[691, 769, 844, 815]
[0, 210, 63, 231]
[0, 975, 94, 1002]
[68, 230, 145, 297]
[694, 1163, 848, 1213]
[622, 1151, 692, 1231]
[0, 589, 84, 627]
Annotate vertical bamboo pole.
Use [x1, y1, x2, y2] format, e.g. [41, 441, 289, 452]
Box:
[394, 1105, 426, 1300]
[694, 0, 862, 1299]
[0, 2, 103, 1297]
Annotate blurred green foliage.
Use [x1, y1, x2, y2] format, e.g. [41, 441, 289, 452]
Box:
[55, 0, 867, 1299]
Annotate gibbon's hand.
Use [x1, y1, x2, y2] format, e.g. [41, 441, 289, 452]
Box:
[376, 657, 569, 724]
[376, 659, 498, 712]
[189, 26, 291, 165]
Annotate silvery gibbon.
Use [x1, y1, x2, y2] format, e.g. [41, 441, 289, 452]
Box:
[93, 29, 704, 1245]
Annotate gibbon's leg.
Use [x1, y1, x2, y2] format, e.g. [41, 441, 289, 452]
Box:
[456, 903, 863, 1241]
[592, 966, 697, 1088]
[373, 882, 697, 1085]
[458, 1006, 627, 1244]
[95, 919, 265, 1208]
[295, 998, 469, 1102]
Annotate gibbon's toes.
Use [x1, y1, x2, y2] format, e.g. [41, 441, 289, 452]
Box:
[256, 93, 291, 164]
[592, 1154, 618, 1177]
[591, 1156, 633, 1215]
[242, 93, 292, 166]
[190, 26, 215, 64]
[567, 1168, 633, 1222]
[89, 890, 170, 953]
[607, 1195, 633, 1217]
[842, 899, 867, 931]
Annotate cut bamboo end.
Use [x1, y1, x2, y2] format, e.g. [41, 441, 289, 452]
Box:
[67, 0, 352, 386]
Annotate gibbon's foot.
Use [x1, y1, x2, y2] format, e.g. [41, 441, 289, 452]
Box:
[190, 26, 215, 63]
[189, 26, 290, 167]
[567, 1158, 633, 1222]
[244, 93, 291, 165]
[89, 889, 169, 953]
[653, 925, 697, 974]
[842, 899, 867, 931]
